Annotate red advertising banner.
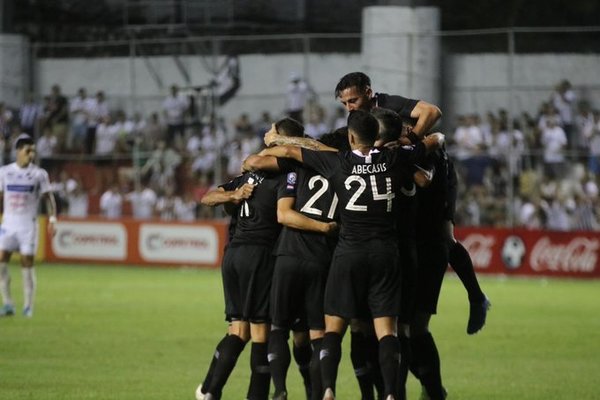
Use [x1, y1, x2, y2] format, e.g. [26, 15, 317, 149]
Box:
[455, 227, 600, 278]
[45, 217, 229, 268]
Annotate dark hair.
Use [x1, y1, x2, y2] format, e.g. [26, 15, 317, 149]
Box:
[15, 134, 34, 150]
[371, 107, 402, 144]
[334, 72, 371, 98]
[319, 127, 349, 151]
[347, 110, 379, 145]
[275, 117, 304, 138]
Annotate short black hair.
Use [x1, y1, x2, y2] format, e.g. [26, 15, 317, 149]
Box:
[319, 127, 349, 151]
[275, 117, 304, 138]
[15, 133, 34, 150]
[334, 72, 371, 98]
[371, 107, 402, 144]
[347, 110, 379, 146]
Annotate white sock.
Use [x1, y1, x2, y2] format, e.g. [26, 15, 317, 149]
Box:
[0, 262, 13, 306]
[22, 267, 36, 311]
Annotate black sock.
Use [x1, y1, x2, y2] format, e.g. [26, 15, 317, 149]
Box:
[268, 329, 291, 396]
[309, 338, 323, 400]
[201, 334, 229, 394]
[206, 335, 246, 398]
[410, 332, 444, 400]
[396, 335, 411, 400]
[320, 332, 342, 395]
[293, 338, 313, 398]
[379, 335, 400, 399]
[449, 241, 485, 303]
[366, 333, 385, 399]
[350, 331, 375, 400]
[247, 342, 271, 400]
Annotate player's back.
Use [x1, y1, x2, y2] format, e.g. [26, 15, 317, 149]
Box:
[229, 170, 284, 247]
[332, 148, 413, 244]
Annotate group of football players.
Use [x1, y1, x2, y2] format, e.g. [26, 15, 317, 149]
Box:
[195, 72, 490, 400]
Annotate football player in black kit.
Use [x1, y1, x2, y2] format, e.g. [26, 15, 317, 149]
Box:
[336, 72, 490, 335]
[260, 110, 444, 400]
[243, 118, 340, 400]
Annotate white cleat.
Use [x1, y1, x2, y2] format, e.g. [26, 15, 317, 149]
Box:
[195, 383, 205, 400]
[322, 388, 335, 400]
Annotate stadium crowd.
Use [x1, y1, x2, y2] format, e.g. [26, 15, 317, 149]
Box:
[1, 79, 599, 230]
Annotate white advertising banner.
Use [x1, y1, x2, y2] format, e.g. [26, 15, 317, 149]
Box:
[52, 221, 127, 260]
[139, 224, 219, 264]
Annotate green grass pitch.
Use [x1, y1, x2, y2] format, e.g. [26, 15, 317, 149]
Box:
[1, 263, 599, 399]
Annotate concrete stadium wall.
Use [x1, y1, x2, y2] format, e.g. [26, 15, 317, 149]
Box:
[34, 52, 600, 130]
[0, 34, 30, 106]
[444, 53, 600, 123]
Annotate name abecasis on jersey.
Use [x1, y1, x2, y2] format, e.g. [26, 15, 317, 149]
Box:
[351, 163, 387, 175]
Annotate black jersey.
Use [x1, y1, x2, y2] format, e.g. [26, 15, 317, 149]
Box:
[375, 93, 419, 120]
[229, 171, 291, 247]
[415, 148, 451, 241]
[219, 175, 245, 242]
[301, 144, 427, 245]
[274, 158, 339, 264]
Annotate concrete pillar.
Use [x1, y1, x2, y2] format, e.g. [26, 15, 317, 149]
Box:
[0, 34, 30, 107]
[361, 5, 440, 104]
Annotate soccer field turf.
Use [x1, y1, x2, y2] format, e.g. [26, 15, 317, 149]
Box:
[0, 263, 598, 400]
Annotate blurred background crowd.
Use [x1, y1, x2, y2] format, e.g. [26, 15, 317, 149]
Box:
[1, 77, 600, 231]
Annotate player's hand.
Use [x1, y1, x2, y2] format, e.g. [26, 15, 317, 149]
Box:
[48, 217, 57, 237]
[425, 132, 445, 148]
[241, 155, 259, 172]
[324, 221, 339, 236]
[231, 183, 255, 203]
[264, 123, 280, 147]
[413, 169, 433, 188]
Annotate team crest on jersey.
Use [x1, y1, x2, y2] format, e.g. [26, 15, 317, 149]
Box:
[286, 172, 297, 189]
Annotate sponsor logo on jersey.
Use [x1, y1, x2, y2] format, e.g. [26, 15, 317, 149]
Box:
[6, 184, 34, 193]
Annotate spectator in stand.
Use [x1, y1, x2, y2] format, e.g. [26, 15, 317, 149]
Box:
[99, 182, 123, 219]
[234, 113, 254, 138]
[540, 116, 568, 180]
[175, 191, 197, 222]
[518, 195, 543, 229]
[285, 73, 314, 123]
[19, 94, 43, 138]
[36, 126, 58, 171]
[141, 112, 165, 149]
[331, 106, 347, 131]
[582, 110, 600, 175]
[574, 101, 594, 154]
[141, 140, 182, 192]
[46, 85, 69, 153]
[192, 172, 214, 219]
[0, 102, 13, 142]
[50, 171, 73, 215]
[454, 114, 490, 189]
[254, 111, 273, 139]
[65, 177, 89, 218]
[162, 84, 189, 149]
[155, 187, 178, 220]
[541, 194, 571, 231]
[69, 88, 89, 152]
[94, 114, 118, 158]
[551, 79, 576, 148]
[84, 91, 110, 155]
[304, 104, 329, 139]
[112, 110, 134, 154]
[125, 181, 157, 220]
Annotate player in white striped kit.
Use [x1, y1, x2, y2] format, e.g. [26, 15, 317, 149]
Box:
[0, 134, 57, 318]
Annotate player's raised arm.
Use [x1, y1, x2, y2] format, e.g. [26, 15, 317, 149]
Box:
[264, 123, 337, 152]
[276, 197, 337, 235]
[200, 184, 254, 207]
[242, 154, 280, 173]
[409, 100, 442, 138]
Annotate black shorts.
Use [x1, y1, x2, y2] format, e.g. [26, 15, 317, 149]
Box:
[415, 240, 449, 315]
[324, 240, 401, 320]
[270, 255, 328, 330]
[222, 244, 275, 323]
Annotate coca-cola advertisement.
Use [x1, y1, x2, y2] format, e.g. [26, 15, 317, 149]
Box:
[454, 227, 600, 278]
